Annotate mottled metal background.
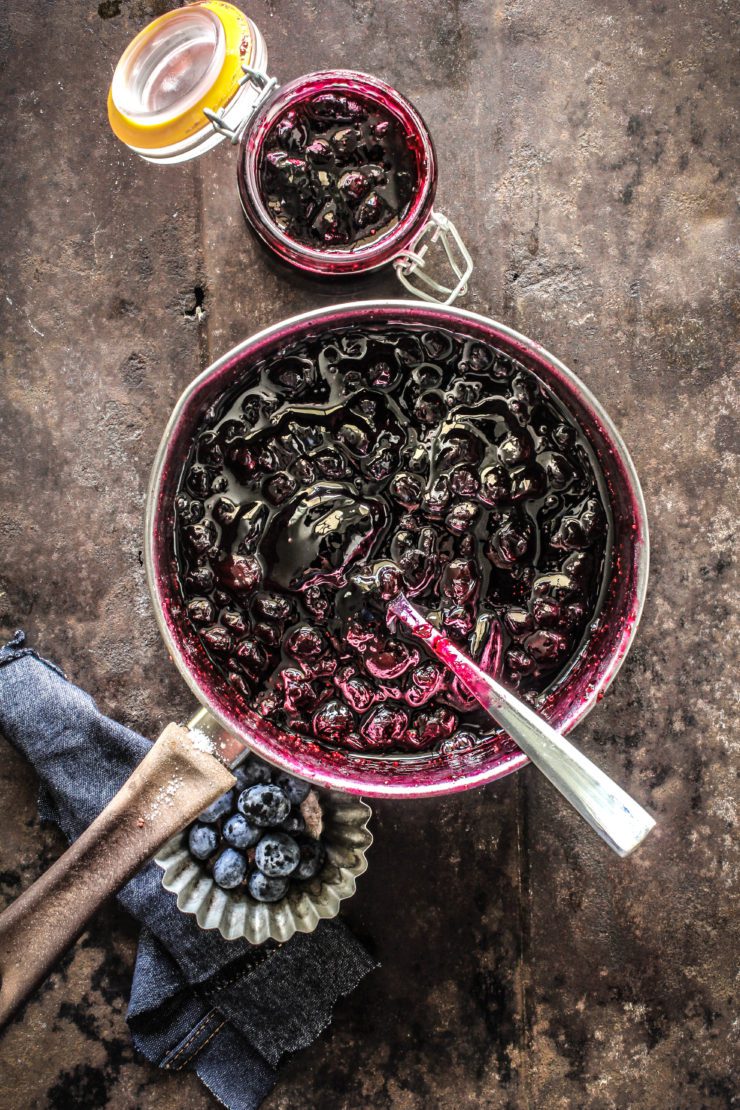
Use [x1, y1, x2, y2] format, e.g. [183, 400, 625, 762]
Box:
[0, 1, 737, 1107]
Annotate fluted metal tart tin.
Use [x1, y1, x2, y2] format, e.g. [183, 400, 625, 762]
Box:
[155, 789, 372, 943]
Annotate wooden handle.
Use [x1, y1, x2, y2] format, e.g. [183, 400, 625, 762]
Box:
[0, 723, 236, 1029]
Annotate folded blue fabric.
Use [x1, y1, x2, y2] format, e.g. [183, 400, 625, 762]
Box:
[0, 632, 377, 1110]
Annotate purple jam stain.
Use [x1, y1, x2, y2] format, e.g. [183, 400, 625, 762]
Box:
[258, 91, 418, 248]
[173, 325, 613, 757]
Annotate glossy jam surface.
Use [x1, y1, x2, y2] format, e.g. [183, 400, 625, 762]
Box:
[257, 92, 418, 249]
[174, 325, 612, 756]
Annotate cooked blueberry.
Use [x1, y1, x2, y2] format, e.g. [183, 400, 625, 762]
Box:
[443, 604, 476, 638]
[413, 707, 458, 745]
[201, 625, 234, 655]
[314, 448, 347, 478]
[186, 597, 216, 625]
[285, 625, 325, 661]
[294, 837, 326, 880]
[184, 520, 216, 553]
[254, 593, 294, 621]
[312, 700, 356, 742]
[198, 790, 234, 824]
[361, 704, 408, 748]
[441, 558, 478, 604]
[248, 870, 289, 903]
[523, 629, 569, 662]
[188, 823, 218, 860]
[423, 475, 451, 516]
[338, 170, 369, 203]
[450, 465, 480, 496]
[479, 465, 511, 505]
[498, 435, 530, 466]
[217, 554, 262, 592]
[509, 464, 546, 500]
[212, 496, 239, 525]
[213, 848, 247, 889]
[389, 471, 424, 510]
[445, 500, 480, 534]
[221, 608, 248, 636]
[306, 137, 333, 162]
[238, 783, 291, 826]
[227, 670, 252, 699]
[234, 637, 268, 676]
[187, 464, 211, 497]
[185, 565, 215, 593]
[354, 191, 384, 227]
[441, 730, 477, 755]
[552, 422, 576, 450]
[265, 471, 298, 505]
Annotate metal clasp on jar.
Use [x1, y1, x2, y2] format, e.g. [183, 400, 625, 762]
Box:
[393, 212, 473, 305]
[204, 65, 279, 144]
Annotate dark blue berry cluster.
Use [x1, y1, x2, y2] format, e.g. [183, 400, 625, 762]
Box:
[187, 756, 326, 902]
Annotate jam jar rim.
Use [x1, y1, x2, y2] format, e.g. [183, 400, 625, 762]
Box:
[236, 69, 438, 276]
[145, 300, 649, 800]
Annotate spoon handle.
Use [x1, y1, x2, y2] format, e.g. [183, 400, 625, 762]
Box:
[390, 595, 655, 857]
[0, 724, 236, 1030]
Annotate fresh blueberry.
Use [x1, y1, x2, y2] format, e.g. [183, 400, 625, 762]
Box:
[274, 772, 311, 805]
[188, 822, 218, 861]
[234, 758, 272, 791]
[294, 837, 326, 880]
[248, 870, 289, 903]
[198, 789, 234, 824]
[280, 809, 306, 835]
[223, 812, 261, 849]
[238, 783, 291, 827]
[255, 831, 301, 877]
[212, 848, 247, 889]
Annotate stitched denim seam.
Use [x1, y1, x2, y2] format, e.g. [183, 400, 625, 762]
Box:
[163, 1010, 221, 1069]
[172, 1017, 228, 1071]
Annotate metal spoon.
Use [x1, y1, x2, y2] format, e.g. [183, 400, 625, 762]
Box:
[387, 591, 655, 857]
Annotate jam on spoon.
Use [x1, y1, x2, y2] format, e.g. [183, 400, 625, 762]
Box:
[174, 324, 612, 757]
[385, 588, 655, 857]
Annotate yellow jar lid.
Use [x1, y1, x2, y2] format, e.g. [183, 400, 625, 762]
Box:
[108, 1, 256, 152]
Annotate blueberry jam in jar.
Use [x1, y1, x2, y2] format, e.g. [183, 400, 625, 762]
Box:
[174, 325, 612, 757]
[238, 72, 437, 277]
[258, 92, 418, 248]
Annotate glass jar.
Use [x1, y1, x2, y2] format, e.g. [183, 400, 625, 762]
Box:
[108, 2, 472, 303]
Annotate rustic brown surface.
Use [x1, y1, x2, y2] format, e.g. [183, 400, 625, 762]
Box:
[0, 1, 737, 1107]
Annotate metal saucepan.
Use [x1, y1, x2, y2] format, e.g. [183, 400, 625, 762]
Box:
[0, 301, 649, 1025]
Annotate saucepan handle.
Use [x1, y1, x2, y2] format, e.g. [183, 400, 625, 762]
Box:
[0, 723, 235, 1030]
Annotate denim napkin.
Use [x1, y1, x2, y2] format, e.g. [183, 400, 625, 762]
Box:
[0, 632, 377, 1110]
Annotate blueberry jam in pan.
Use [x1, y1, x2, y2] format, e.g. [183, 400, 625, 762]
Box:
[174, 325, 612, 757]
[258, 91, 418, 249]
